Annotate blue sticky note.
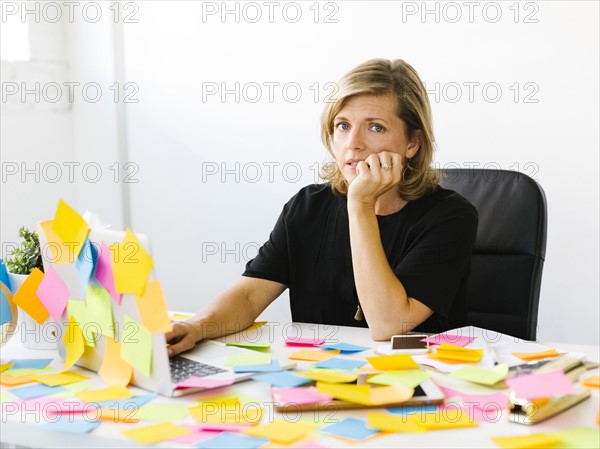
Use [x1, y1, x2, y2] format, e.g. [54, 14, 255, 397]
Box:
[320, 417, 379, 440]
[322, 342, 370, 353]
[252, 371, 311, 388]
[233, 360, 281, 373]
[10, 384, 67, 400]
[39, 415, 101, 434]
[75, 238, 97, 298]
[92, 393, 157, 409]
[0, 260, 13, 325]
[196, 432, 268, 449]
[314, 357, 366, 370]
[388, 404, 439, 415]
[8, 359, 53, 369]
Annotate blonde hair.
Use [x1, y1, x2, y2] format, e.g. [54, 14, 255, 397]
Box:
[320, 58, 438, 200]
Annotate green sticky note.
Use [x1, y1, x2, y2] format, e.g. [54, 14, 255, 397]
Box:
[50, 381, 92, 398]
[0, 390, 13, 404]
[224, 353, 271, 367]
[86, 285, 115, 338]
[555, 427, 600, 449]
[449, 363, 508, 386]
[120, 314, 153, 378]
[4, 366, 54, 377]
[67, 300, 96, 347]
[136, 403, 190, 422]
[226, 342, 271, 351]
[367, 370, 431, 388]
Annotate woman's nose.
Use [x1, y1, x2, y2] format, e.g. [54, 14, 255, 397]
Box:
[346, 128, 365, 151]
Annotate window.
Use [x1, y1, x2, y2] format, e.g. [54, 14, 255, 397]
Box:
[1, 20, 30, 61]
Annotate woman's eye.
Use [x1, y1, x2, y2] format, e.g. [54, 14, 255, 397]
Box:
[335, 122, 350, 131]
[370, 124, 385, 132]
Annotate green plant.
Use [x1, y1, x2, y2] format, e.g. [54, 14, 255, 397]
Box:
[5, 227, 43, 275]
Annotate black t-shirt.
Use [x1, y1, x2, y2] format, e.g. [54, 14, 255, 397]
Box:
[243, 183, 478, 334]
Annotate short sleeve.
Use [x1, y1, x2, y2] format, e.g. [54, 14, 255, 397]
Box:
[242, 205, 290, 286]
[393, 201, 478, 318]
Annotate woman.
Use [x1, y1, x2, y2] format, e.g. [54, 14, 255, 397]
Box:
[167, 59, 478, 356]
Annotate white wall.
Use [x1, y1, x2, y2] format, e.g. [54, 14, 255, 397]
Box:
[2, 1, 598, 344]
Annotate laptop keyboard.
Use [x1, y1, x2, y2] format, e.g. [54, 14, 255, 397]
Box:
[169, 356, 228, 383]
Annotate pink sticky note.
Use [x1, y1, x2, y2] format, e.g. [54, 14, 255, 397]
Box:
[505, 370, 575, 399]
[439, 386, 509, 410]
[422, 333, 475, 347]
[14, 397, 90, 414]
[193, 423, 252, 432]
[285, 337, 325, 347]
[94, 242, 122, 305]
[174, 376, 235, 390]
[169, 425, 216, 444]
[35, 264, 69, 322]
[272, 386, 333, 406]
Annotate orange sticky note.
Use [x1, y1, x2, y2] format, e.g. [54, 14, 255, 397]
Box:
[0, 374, 35, 386]
[77, 385, 133, 403]
[367, 354, 419, 370]
[428, 343, 484, 363]
[582, 376, 600, 388]
[244, 420, 316, 444]
[122, 422, 192, 444]
[62, 315, 84, 371]
[98, 337, 133, 387]
[134, 280, 172, 333]
[512, 349, 561, 361]
[39, 220, 77, 264]
[288, 349, 340, 362]
[97, 407, 139, 423]
[111, 228, 154, 295]
[10, 268, 49, 325]
[51, 199, 89, 258]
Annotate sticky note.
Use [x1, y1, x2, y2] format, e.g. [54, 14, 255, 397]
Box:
[197, 432, 269, 449]
[367, 354, 419, 370]
[299, 370, 358, 384]
[35, 264, 69, 322]
[439, 386, 509, 410]
[174, 376, 234, 390]
[122, 422, 192, 444]
[4, 366, 53, 377]
[285, 337, 325, 346]
[52, 200, 90, 258]
[272, 386, 333, 406]
[11, 268, 49, 325]
[288, 349, 340, 362]
[505, 370, 575, 399]
[555, 427, 600, 449]
[77, 385, 133, 403]
[316, 382, 413, 406]
[582, 375, 600, 388]
[134, 279, 172, 333]
[368, 370, 431, 388]
[252, 371, 311, 388]
[189, 403, 263, 425]
[136, 403, 190, 422]
[39, 220, 77, 264]
[85, 284, 115, 338]
[244, 420, 316, 444]
[449, 363, 509, 386]
[246, 321, 267, 330]
[111, 229, 154, 295]
[428, 344, 484, 363]
[170, 313, 193, 321]
[93, 392, 157, 409]
[322, 342, 370, 353]
[10, 384, 67, 400]
[62, 316, 84, 371]
[96, 406, 139, 423]
[75, 238, 97, 298]
[40, 415, 100, 434]
[491, 433, 562, 449]
[224, 353, 271, 367]
[0, 262, 14, 326]
[233, 360, 281, 373]
[31, 371, 89, 387]
[314, 357, 366, 371]
[98, 336, 133, 387]
[412, 407, 478, 430]
[94, 242, 121, 304]
[320, 417, 379, 440]
[0, 374, 35, 386]
[367, 411, 425, 432]
[422, 333, 475, 347]
[120, 314, 153, 378]
[168, 427, 216, 445]
[0, 364, 14, 373]
[66, 300, 96, 347]
[226, 342, 271, 351]
[512, 349, 562, 361]
[8, 359, 53, 370]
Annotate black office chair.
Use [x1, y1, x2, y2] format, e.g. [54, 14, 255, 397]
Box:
[439, 169, 547, 341]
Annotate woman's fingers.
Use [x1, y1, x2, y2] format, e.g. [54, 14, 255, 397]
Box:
[166, 322, 201, 356]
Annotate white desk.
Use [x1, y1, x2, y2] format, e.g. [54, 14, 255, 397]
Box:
[1, 323, 599, 448]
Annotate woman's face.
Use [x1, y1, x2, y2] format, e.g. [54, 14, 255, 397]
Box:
[332, 93, 416, 184]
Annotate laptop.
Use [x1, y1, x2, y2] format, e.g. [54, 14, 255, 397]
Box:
[37, 223, 294, 397]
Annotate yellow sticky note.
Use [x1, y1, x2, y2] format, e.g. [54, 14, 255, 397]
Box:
[62, 315, 85, 371]
[299, 370, 358, 384]
[367, 354, 419, 370]
[98, 336, 133, 387]
[40, 220, 77, 264]
[512, 349, 561, 361]
[85, 285, 115, 338]
[98, 407, 139, 423]
[288, 349, 340, 362]
[315, 382, 372, 405]
[111, 228, 154, 295]
[246, 321, 267, 330]
[449, 363, 509, 386]
[367, 370, 431, 388]
[170, 313, 193, 321]
[122, 422, 191, 444]
[66, 300, 96, 347]
[491, 433, 562, 449]
[429, 344, 484, 363]
[120, 314, 153, 378]
[11, 268, 49, 325]
[0, 364, 14, 373]
[3, 366, 53, 377]
[31, 371, 89, 386]
[0, 374, 35, 386]
[77, 385, 133, 403]
[244, 420, 316, 444]
[51, 199, 89, 258]
[413, 408, 478, 430]
[134, 280, 172, 333]
[582, 375, 600, 388]
[367, 412, 425, 433]
[370, 384, 416, 405]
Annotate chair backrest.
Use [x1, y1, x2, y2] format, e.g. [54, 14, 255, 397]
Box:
[439, 169, 547, 340]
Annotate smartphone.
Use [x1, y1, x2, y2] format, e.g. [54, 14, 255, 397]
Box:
[376, 334, 430, 355]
